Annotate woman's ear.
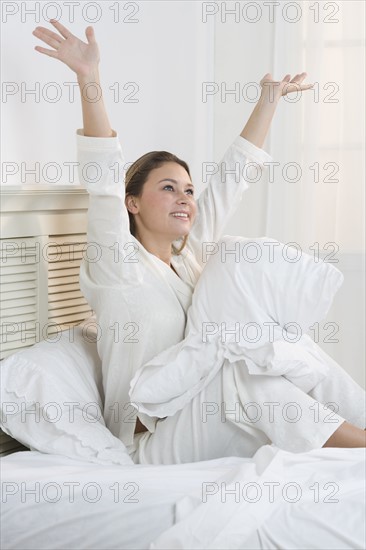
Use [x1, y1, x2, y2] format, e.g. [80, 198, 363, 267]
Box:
[126, 195, 138, 214]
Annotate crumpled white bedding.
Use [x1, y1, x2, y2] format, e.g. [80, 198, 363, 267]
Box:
[151, 445, 366, 550]
[0, 450, 244, 550]
[2, 445, 365, 550]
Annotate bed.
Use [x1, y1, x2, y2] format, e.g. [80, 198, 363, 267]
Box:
[1, 185, 365, 550]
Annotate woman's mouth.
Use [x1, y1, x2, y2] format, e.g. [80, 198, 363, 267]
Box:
[170, 212, 190, 221]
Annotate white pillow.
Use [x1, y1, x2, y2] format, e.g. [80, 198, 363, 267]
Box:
[188, 235, 344, 340]
[0, 318, 133, 466]
[130, 235, 344, 417]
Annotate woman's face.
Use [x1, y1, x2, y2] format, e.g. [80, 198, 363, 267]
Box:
[127, 162, 197, 242]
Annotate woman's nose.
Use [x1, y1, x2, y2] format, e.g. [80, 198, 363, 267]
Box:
[177, 193, 188, 203]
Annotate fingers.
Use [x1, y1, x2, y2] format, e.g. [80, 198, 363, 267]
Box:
[259, 72, 313, 95]
[299, 83, 314, 89]
[290, 72, 314, 88]
[281, 72, 314, 94]
[283, 83, 314, 94]
[32, 27, 62, 50]
[49, 19, 72, 39]
[290, 71, 314, 90]
[290, 72, 307, 83]
[85, 26, 96, 45]
[282, 73, 308, 86]
[34, 45, 58, 59]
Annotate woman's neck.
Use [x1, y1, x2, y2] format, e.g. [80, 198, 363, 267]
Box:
[136, 232, 172, 266]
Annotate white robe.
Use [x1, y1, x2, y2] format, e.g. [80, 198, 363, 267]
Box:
[76, 129, 273, 452]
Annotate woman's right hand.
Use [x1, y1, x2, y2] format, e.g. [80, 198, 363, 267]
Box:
[32, 20, 100, 78]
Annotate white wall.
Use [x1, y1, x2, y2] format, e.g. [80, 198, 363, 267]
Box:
[212, 7, 275, 238]
[1, 1, 214, 191]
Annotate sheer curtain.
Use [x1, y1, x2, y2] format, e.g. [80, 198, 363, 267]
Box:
[264, 1, 365, 387]
[215, 1, 365, 387]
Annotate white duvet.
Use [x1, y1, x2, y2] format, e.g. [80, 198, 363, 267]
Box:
[152, 445, 366, 550]
[1, 445, 365, 550]
[1, 451, 243, 550]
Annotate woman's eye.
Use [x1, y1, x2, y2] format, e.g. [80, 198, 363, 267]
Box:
[163, 185, 194, 196]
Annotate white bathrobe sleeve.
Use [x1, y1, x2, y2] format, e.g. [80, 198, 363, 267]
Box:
[187, 135, 273, 265]
[76, 129, 143, 291]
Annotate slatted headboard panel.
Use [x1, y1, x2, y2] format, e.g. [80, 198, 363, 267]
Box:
[0, 185, 93, 455]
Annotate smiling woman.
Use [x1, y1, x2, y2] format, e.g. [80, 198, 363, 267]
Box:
[31, 19, 366, 464]
[124, 155, 197, 263]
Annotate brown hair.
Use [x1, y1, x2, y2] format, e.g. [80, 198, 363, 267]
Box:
[125, 151, 191, 255]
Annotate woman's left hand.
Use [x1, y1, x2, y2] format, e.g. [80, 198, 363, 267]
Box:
[260, 72, 314, 97]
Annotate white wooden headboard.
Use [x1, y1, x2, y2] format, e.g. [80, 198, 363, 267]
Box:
[1, 184, 93, 357]
[0, 184, 93, 455]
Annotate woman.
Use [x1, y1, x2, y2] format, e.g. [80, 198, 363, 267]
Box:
[33, 20, 366, 464]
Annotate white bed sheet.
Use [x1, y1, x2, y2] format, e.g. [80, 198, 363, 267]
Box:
[153, 445, 366, 550]
[1, 445, 365, 550]
[0, 450, 245, 550]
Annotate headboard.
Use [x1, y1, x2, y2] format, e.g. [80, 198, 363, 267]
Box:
[0, 184, 93, 455]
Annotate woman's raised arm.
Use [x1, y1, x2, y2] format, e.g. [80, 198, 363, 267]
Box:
[33, 20, 113, 137]
[240, 72, 314, 148]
